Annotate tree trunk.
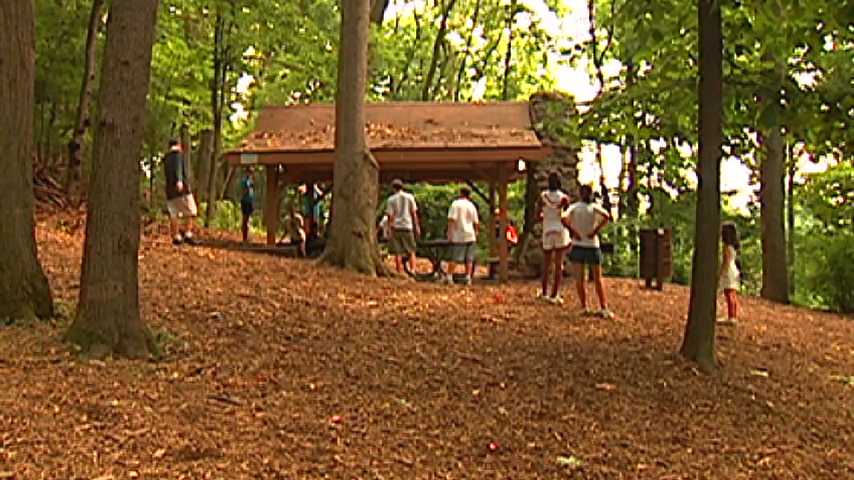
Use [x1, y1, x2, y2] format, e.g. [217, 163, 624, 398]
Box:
[66, 0, 160, 358]
[319, 0, 388, 276]
[624, 62, 640, 218]
[206, 12, 225, 227]
[453, 0, 481, 101]
[420, 0, 458, 101]
[66, 0, 105, 201]
[0, 0, 54, 323]
[180, 124, 194, 192]
[196, 129, 212, 206]
[759, 124, 789, 303]
[680, 0, 722, 374]
[759, 0, 789, 304]
[786, 142, 795, 296]
[501, 0, 517, 101]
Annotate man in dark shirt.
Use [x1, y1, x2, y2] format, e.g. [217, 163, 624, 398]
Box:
[163, 139, 198, 245]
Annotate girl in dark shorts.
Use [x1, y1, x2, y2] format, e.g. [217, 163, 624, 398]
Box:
[564, 185, 614, 318]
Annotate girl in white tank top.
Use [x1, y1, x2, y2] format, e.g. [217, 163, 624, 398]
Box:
[537, 174, 571, 304]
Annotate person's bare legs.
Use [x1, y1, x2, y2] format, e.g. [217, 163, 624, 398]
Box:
[409, 252, 417, 274]
[724, 288, 738, 319]
[573, 263, 587, 310]
[591, 264, 607, 309]
[181, 217, 197, 244]
[445, 261, 457, 284]
[169, 216, 180, 240]
[395, 255, 403, 273]
[551, 248, 565, 298]
[541, 249, 553, 297]
[241, 214, 250, 243]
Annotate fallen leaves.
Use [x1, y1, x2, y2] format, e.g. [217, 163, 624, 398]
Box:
[0, 217, 851, 478]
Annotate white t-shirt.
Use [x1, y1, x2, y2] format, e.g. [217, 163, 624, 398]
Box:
[387, 191, 417, 230]
[541, 189, 569, 234]
[447, 198, 479, 243]
[566, 201, 609, 248]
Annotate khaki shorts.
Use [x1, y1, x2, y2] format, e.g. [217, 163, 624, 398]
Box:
[390, 228, 416, 255]
[167, 194, 198, 218]
[451, 242, 476, 264]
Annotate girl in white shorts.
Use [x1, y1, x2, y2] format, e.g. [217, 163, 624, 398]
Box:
[537, 173, 571, 304]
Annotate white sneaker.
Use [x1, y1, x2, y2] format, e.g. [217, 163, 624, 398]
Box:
[598, 308, 615, 319]
[548, 295, 564, 305]
[717, 317, 738, 326]
[580, 307, 594, 316]
[444, 276, 454, 285]
[464, 276, 472, 286]
[536, 291, 548, 301]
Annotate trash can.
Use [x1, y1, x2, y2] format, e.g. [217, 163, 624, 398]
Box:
[639, 228, 672, 290]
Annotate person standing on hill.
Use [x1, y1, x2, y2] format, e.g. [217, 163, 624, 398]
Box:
[717, 222, 742, 326]
[239, 167, 255, 243]
[537, 173, 571, 304]
[163, 139, 198, 246]
[446, 187, 480, 285]
[386, 179, 420, 274]
[564, 184, 613, 318]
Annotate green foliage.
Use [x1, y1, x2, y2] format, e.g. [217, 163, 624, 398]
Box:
[196, 200, 264, 234]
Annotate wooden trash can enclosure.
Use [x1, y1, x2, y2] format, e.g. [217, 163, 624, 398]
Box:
[639, 228, 673, 290]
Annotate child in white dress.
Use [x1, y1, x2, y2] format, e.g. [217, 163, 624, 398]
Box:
[718, 222, 741, 325]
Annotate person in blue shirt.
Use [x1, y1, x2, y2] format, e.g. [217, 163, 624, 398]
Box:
[240, 167, 255, 243]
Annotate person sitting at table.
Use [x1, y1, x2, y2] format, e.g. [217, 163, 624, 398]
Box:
[445, 187, 480, 285]
[494, 209, 519, 249]
[277, 207, 307, 257]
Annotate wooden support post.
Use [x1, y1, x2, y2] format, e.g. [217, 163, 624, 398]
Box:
[265, 165, 279, 246]
[497, 164, 510, 282]
[488, 182, 497, 256]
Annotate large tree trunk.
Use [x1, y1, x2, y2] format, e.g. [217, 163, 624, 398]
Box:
[680, 0, 722, 374]
[66, 0, 160, 358]
[786, 142, 795, 296]
[319, 0, 388, 276]
[66, 0, 105, 201]
[623, 62, 640, 218]
[196, 129, 213, 206]
[759, 125, 789, 303]
[206, 12, 225, 227]
[759, 0, 789, 304]
[0, 0, 54, 323]
[180, 124, 194, 192]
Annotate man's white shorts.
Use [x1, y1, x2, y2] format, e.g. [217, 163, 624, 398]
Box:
[167, 194, 198, 218]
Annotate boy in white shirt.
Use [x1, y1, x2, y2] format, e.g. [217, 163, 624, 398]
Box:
[386, 179, 421, 274]
[446, 187, 480, 285]
[564, 184, 614, 318]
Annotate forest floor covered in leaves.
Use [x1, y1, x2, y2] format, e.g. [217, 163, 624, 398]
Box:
[1, 214, 853, 479]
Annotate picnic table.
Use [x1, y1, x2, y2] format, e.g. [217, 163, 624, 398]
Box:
[408, 238, 454, 277]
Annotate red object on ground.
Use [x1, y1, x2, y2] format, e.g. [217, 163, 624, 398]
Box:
[330, 415, 342, 423]
[488, 442, 499, 452]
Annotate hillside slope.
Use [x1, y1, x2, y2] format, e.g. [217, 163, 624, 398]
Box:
[1, 217, 852, 479]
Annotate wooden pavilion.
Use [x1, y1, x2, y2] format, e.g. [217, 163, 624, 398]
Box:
[224, 101, 550, 281]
